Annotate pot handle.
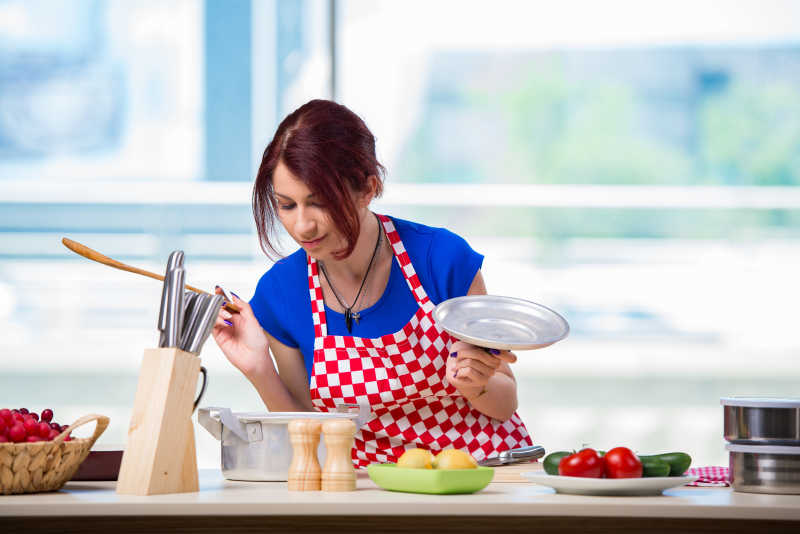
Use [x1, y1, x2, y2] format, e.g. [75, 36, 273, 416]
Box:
[197, 406, 249, 442]
[217, 406, 250, 442]
[336, 402, 371, 428]
[197, 407, 222, 441]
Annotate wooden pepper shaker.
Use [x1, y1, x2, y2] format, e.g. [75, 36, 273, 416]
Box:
[288, 419, 323, 491]
[321, 418, 357, 492]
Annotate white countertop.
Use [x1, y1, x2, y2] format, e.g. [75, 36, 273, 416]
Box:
[2, 467, 799, 521]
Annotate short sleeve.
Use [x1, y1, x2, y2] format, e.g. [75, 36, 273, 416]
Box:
[249, 269, 300, 348]
[427, 228, 484, 303]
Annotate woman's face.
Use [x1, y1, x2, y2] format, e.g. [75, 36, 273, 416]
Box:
[272, 161, 340, 259]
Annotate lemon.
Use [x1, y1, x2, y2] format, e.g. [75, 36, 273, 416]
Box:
[396, 448, 434, 469]
[433, 449, 478, 469]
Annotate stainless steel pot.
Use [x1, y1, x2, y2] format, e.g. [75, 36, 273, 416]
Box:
[727, 443, 800, 495]
[721, 397, 800, 445]
[198, 404, 369, 481]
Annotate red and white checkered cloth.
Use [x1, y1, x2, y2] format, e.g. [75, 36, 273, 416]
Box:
[685, 466, 730, 486]
[308, 214, 533, 468]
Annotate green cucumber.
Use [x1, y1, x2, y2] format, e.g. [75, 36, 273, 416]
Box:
[639, 452, 692, 476]
[640, 456, 670, 477]
[543, 451, 571, 475]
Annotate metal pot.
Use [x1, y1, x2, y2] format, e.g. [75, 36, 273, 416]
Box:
[198, 404, 369, 481]
[721, 397, 800, 445]
[727, 443, 800, 495]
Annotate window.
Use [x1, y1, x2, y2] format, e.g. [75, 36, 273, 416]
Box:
[2, 0, 797, 468]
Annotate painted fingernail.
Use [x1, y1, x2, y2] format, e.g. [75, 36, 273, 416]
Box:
[222, 301, 227, 307]
[453, 369, 459, 377]
[489, 348, 501, 355]
[215, 285, 220, 289]
[231, 291, 240, 300]
[224, 320, 233, 326]
[449, 351, 457, 358]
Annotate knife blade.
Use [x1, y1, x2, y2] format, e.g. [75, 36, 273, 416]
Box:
[165, 266, 185, 347]
[478, 445, 546, 467]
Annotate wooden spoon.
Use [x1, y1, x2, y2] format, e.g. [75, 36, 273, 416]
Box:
[61, 237, 241, 314]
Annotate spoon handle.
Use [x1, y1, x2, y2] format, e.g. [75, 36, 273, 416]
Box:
[61, 237, 241, 313]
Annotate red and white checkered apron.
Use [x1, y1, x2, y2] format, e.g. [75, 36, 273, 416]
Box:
[309, 214, 532, 467]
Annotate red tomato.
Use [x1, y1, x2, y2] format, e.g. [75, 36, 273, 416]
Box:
[603, 446, 643, 478]
[558, 448, 604, 478]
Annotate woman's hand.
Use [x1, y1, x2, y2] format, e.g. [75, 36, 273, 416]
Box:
[212, 288, 270, 378]
[446, 340, 517, 398]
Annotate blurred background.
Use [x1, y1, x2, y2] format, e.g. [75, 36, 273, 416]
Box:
[1, 0, 799, 468]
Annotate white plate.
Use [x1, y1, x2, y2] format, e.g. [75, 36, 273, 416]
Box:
[522, 472, 698, 496]
[432, 295, 569, 350]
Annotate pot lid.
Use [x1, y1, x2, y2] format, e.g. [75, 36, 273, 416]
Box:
[720, 397, 800, 408]
[726, 443, 800, 455]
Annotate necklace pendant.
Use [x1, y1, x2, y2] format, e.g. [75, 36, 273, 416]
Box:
[353, 312, 360, 325]
[345, 308, 353, 333]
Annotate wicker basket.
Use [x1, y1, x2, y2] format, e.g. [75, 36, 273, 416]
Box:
[0, 413, 109, 495]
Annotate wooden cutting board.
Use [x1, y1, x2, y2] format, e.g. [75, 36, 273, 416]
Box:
[491, 460, 543, 483]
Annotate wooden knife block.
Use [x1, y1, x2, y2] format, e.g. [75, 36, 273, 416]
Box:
[117, 347, 201, 495]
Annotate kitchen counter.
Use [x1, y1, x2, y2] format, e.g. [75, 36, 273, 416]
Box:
[2, 465, 799, 534]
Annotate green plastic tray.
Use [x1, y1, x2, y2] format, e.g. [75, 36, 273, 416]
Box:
[367, 463, 494, 494]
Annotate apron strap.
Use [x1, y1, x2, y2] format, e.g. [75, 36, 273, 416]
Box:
[377, 214, 433, 310]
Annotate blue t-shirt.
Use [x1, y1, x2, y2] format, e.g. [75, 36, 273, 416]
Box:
[249, 216, 484, 380]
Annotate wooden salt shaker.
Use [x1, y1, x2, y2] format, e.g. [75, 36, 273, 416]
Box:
[321, 418, 357, 492]
[288, 419, 323, 491]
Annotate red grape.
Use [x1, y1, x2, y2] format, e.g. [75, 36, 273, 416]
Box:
[19, 408, 29, 415]
[26, 435, 43, 443]
[0, 417, 6, 434]
[0, 408, 11, 423]
[38, 422, 51, 438]
[0, 435, 8, 443]
[50, 422, 60, 430]
[41, 409, 54, 423]
[29, 412, 39, 421]
[23, 417, 38, 434]
[47, 429, 59, 440]
[9, 424, 26, 442]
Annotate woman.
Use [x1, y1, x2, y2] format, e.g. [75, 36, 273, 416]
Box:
[213, 99, 531, 466]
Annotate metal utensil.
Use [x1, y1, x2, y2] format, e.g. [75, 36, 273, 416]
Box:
[181, 293, 208, 353]
[433, 295, 569, 351]
[727, 443, 800, 494]
[722, 397, 800, 446]
[187, 294, 224, 354]
[165, 265, 186, 347]
[197, 407, 363, 482]
[158, 251, 184, 347]
[478, 445, 546, 466]
[180, 291, 203, 351]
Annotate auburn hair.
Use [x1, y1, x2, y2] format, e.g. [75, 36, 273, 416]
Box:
[252, 99, 386, 259]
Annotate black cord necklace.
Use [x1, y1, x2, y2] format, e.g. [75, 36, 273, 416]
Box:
[318, 214, 383, 333]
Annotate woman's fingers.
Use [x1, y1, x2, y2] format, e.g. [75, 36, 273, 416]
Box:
[229, 290, 256, 319]
[451, 364, 488, 386]
[490, 349, 516, 364]
[449, 340, 516, 365]
[450, 348, 500, 369]
[455, 357, 495, 377]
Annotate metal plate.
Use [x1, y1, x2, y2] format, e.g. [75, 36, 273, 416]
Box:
[432, 295, 569, 351]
